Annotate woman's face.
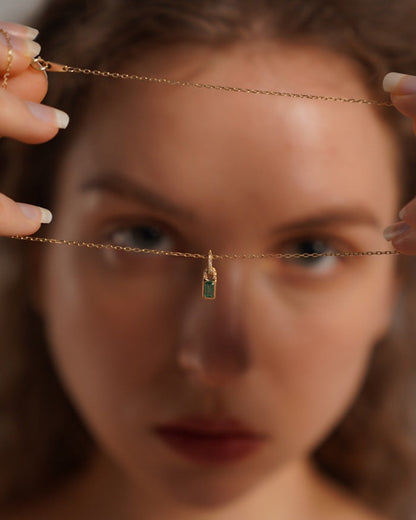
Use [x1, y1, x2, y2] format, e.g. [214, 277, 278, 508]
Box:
[38, 42, 399, 506]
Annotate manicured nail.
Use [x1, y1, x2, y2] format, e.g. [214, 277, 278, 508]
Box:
[25, 39, 41, 59]
[9, 35, 41, 59]
[383, 221, 411, 241]
[25, 101, 70, 129]
[383, 72, 416, 94]
[398, 200, 416, 220]
[0, 22, 39, 40]
[17, 203, 53, 224]
[21, 26, 39, 41]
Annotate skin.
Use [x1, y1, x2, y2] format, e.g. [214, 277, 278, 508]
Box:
[38, 42, 398, 519]
[1, 26, 416, 520]
[0, 22, 66, 235]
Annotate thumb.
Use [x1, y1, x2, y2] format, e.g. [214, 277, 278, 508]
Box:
[383, 72, 416, 125]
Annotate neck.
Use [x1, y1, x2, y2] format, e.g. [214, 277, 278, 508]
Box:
[12, 452, 381, 520]
[64, 453, 376, 520]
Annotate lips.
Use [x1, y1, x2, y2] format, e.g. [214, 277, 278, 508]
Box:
[154, 417, 266, 464]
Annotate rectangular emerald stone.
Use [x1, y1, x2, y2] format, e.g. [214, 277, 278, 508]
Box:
[204, 279, 215, 299]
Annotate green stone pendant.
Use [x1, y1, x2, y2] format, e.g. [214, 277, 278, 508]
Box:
[203, 278, 216, 299]
[202, 250, 217, 300]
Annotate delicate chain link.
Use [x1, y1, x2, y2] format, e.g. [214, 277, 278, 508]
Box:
[23, 58, 398, 262]
[0, 29, 13, 89]
[9, 235, 399, 260]
[60, 64, 393, 106]
[32, 58, 393, 107]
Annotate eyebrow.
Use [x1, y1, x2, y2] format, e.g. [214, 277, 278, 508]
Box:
[79, 171, 194, 220]
[79, 172, 381, 232]
[275, 207, 381, 234]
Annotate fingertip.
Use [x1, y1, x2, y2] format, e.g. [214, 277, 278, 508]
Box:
[17, 203, 53, 224]
[383, 72, 416, 95]
[383, 72, 406, 93]
[383, 222, 411, 242]
[388, 93, 416, 119]
[24, 101, 70, 130]
[0, 21, 39, 41]
[384, 224, 416, 255]
[16, 100, 69, 143]
[397, 198, 416, 226]
[0, 195, 46, 237]
[383, 72, 416, 120]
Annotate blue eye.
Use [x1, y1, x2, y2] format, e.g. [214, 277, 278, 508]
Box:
[282, 239, 338, 272]
[109, 225, 173, 251]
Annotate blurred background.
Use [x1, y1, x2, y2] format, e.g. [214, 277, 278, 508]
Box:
[0, 0, 46, 23]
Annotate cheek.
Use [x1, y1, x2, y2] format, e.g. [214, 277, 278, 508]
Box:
[250, 258, 396, 447]
[38, 248, 186, 431]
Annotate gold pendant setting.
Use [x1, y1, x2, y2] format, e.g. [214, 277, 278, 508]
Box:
[202, 250, 217, 299]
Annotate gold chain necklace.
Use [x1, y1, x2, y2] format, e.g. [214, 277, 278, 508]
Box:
[0, 28, 13, 89]
[10, 236, 399, 300]
[0, 43, 400, 299]
[32, 57, 393, 107]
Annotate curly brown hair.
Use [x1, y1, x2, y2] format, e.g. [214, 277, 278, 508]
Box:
[0, 0, 416, 517]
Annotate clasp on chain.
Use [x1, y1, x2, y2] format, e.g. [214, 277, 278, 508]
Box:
[31, 56, 52, 72]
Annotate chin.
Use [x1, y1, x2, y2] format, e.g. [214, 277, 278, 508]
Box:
[156, 463, 273, 509]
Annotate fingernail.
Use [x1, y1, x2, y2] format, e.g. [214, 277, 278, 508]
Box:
[383, 72, 416, 94]
[25, 39, 41, 59]
[0, 22, 39, 40]
[22, 26, 39, 41]
[9, 36, 41, 59]
[17, 203, 53, 224]
[25, 101, 70, 129]
[398, 203, 416, 222]
[383, 221, 411, 241]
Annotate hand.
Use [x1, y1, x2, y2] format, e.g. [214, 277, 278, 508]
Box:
[383, 72, 416, 253]
[0, 21, 69, 236]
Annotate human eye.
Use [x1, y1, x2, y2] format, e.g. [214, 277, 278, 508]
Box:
[107, 222, 174, 251]
[279, 236, 344, 275]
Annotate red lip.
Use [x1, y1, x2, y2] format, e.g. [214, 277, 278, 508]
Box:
[154, 417, 266, 464]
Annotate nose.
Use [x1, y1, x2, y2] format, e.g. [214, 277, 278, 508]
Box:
[177, 261, 252, 386]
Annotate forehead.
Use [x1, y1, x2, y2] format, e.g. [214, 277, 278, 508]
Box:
[61, 41, 398, 219]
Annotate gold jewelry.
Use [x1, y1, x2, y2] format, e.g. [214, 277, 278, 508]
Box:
[0, 29, 13, 89]
[202, 250, 217, 299]
[10, 236, 399, 300]
[31, 57, 393, 107]
[31, 56, 50, 72]
[23, 56, 399, 298]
